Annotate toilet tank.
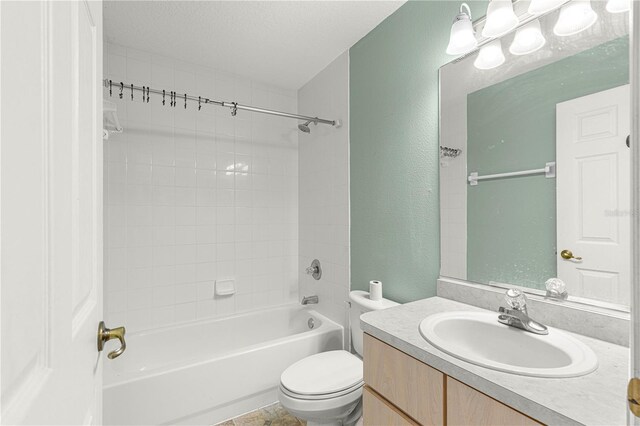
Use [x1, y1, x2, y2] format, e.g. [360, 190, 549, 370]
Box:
[349, 290, 399, 356]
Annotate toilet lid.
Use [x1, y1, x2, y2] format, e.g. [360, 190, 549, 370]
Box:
[280, 350, 363, 396]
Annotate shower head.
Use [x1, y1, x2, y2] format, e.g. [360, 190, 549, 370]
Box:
[298, 120, 312, 133]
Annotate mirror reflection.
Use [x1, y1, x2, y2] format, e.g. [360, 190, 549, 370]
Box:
[439, 1, 630, 308]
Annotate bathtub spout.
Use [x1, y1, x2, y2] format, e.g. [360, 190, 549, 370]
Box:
[301, 295, 319, 305]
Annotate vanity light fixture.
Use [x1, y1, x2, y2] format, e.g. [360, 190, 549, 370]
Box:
[482, 0, 519, 38]
[606, 0, 630, 13]
[446, 3, 478, 55]
[553, 0, 598, 36]
[528, 0, 566, 15]
[474, 39, 506, 70]
[509, 19, 546, 55]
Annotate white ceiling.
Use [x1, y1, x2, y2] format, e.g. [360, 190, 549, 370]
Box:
[103, 1, 405, 90]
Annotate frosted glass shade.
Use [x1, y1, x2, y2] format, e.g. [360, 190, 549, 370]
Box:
[474, 40, 506, 70]
[606, 0, 630, 13]
[528, 0, 566, 15]
[482, 0, 519, 38]
[553, 0, 598, 36]
[446, 12, 477, 55]
[509, 19, 546, 55]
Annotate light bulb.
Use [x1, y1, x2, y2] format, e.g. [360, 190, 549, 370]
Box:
[554, 0, 598, 37]
[446, 3, 478, 55]
[528, 0, 566, 15]
[509, 19, 546, 55]
[474, 39, 506, 70]
[606, 0, 630, 13]
[482, 0, 519, 38]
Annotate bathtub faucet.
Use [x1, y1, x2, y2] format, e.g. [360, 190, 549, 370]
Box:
[302, 295, 319, 305]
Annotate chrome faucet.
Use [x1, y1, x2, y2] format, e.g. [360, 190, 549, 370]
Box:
[301, 295, 319, 305]
[498, 289, 548, 335]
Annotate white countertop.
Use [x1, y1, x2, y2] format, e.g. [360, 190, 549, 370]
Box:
[360, 297, 629, 426]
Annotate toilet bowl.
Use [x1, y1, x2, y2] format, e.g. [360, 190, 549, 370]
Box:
[278, 291, 398, 426]
[278, 350, 363, 426]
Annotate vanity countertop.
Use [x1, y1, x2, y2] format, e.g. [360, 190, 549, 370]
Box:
[360, 296, 629, 426]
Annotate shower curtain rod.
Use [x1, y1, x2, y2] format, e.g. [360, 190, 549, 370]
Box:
[103, 78, 338, 127]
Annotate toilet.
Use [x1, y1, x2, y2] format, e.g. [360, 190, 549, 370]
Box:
[278, 290, 399, 426]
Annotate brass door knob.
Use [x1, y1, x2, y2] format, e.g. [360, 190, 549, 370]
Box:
[97, 321, 126, 359]
[629, 378, 640, 417]
[560, 249, 582, 261]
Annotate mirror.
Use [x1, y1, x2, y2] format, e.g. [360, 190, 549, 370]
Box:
[439, 1, 630, 309]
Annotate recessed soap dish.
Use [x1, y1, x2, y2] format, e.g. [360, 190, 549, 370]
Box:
[215, 279, 235, 296]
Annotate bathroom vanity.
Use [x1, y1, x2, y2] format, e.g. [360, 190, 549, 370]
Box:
[363, 334, 539, 425]
[360, 297, 628, 426]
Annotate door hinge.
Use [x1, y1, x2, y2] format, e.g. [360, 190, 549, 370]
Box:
[628, 378, 640, 417]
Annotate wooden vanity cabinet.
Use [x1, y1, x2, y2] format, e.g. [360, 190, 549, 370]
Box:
[363, 386, 419, 426]
[363, 334, 543, 426]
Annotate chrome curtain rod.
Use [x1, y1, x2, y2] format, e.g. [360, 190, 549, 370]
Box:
[103, 79, 338, 127]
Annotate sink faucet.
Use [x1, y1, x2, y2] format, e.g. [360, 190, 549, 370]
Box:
[498, 289, 548, 335]
[302, 295, 319, 305]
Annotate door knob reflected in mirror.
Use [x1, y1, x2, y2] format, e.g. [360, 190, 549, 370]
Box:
[97, 321, 126, 359]
[560, 249, 582, 261]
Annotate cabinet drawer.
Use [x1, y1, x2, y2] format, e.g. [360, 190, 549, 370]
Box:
[363, 333, 444, 425]
[363, 386, 418, 426]
[447, 378, 543, 426]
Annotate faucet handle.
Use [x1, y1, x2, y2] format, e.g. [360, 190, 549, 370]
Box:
[545, 278, 568, 300]
[504, 288, 527, 310]
[305, 259, 322, 280]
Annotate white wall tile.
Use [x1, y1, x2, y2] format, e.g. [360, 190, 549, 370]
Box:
[297, 52, 350, 337]
[104, 43, 299, 332]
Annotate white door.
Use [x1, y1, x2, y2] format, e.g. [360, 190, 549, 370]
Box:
[556, 85, 630, 305]
[1, 1, 106, 424]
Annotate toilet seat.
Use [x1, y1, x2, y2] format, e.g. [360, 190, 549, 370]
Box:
[279, 350, 363, 400]
[280, 380, 364, 401]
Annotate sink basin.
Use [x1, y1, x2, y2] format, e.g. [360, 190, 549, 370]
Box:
[419, 311, 598, 377]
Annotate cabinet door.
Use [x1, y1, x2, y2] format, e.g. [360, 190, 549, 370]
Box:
[364, 334, 445, 425]
[363, 386, 419, 426]
[447, 378, 542, 426]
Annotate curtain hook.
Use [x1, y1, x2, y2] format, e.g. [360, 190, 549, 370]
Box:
[231, 102, 238, 117]
[130, 84, 134, 101]
[146, 87, 150, 103]
[119, 82, 124, 99]
[184, 93, 187, 109]
[162, 90, 165, 106]
[198, 96, 202, 111]
[109, 80, 112, 97]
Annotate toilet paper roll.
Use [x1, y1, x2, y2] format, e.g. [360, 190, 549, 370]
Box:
[369, 280, 382, 301]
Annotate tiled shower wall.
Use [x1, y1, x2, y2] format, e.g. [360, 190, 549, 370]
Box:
[104, 43, 298, 332]
[298, 52, 350, 329]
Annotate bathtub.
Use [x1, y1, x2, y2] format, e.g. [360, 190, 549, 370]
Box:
[103, 305, 343, 425]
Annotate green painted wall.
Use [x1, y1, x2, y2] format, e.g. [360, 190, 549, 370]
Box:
[349, 1, 488, 303]
[467, 37, 629, 289]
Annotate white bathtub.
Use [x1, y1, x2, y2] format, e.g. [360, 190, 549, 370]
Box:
[103, 305, 343, 425]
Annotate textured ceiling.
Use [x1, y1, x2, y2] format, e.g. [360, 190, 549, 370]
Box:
[103, 1, 405, 89]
